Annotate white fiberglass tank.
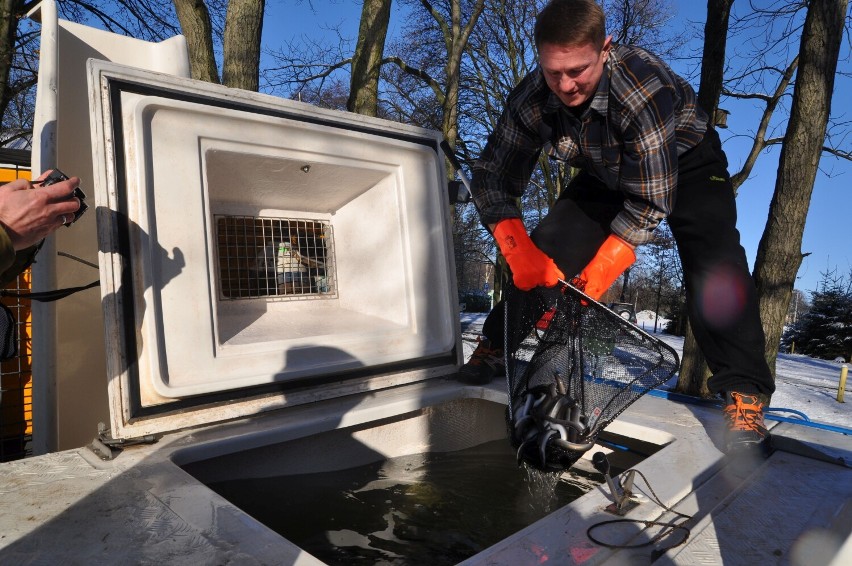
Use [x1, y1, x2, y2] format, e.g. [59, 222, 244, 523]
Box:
[32, 1, 460, 448]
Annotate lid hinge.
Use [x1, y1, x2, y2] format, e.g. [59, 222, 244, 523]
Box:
[88, 422, 159, 460]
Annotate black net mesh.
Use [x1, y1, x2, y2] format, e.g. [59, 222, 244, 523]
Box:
[504, 282, 680, 472]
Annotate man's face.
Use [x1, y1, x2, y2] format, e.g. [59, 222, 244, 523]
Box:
[539, 37, 612, 108]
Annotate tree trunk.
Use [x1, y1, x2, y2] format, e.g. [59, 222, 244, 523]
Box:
[619, 266, 630, 302]
[753, 0, 847, 375]
[439, 0, 484, 150]
[172, 0, 220, 83]
[676, 0, 733, 397]
[677, 325, 713, 397]
[348, 0, 392, 116]
[696, 0, 733, 119]
[0, 0, 20, 123]
[223, 0, 265, 91]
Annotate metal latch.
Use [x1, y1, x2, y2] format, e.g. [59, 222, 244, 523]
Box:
[593, 451, 641, 515]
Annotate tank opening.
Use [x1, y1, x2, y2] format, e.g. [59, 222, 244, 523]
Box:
[178, 398, 664, 565]
[190, 429, 657, 565]
[205, 439, 603, 565]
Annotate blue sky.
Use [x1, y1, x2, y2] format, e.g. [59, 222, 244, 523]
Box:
[263, 0, 851, 296]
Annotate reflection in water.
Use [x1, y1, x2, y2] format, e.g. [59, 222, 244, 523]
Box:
[208, 440, 603, 565]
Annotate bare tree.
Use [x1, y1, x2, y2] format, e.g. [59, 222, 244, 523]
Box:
[719, 2, 851, 191]
[2, 0, 188, 143]
[753, 0, 848, 374]
[696, 0, 733, 121]
[0, 1, 38, 146]
[785, 287, 808, 326]
[59, 0, 185, 40]
[640, 227, 681, 332]
[461, 0, 540, 160]
[173, 0, 220, 83]
[262, 22, 354, 106]
[222, 0, 264, 90]
[602, 0, 684, 60]
[348, 0, 392, 115]
[677, 0, 734, 397]
[385, 0, 485, 149]
[678, 0, 851, 395]
[172, 0, 263, 90]
[0, 1, 241, 145]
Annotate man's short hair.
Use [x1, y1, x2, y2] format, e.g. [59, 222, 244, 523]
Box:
[534, 0, 607, 51]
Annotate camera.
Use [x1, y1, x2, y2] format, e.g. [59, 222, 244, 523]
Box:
[38, 168, 89, 225]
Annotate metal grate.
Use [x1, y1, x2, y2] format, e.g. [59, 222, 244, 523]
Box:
[1, 266, 33, 463]
[216, 215, 336, 300]
[1, 162, 33, 462]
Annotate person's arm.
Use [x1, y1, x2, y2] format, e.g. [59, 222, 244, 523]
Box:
[574, 234, 635, 300]
[608, 64, 681, 247]
[472, 73, 565, 290]
[471, 72, 549, 227]
[492, 218, 564, 291]
[0, 222, 17, 277]
[578, 65, 679, 299]
[0, 172, 82, 285]
[0, 173, 82, 251]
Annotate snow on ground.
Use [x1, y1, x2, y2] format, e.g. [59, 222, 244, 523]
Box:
[460, 311, 851, 429]
[636, 310, 669, 333]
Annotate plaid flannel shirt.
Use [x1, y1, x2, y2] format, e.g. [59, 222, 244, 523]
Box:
[471, 44, 710, 246]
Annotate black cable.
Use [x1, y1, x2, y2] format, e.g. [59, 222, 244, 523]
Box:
[57, 251, 98, 270]
[1, 280, 99, 302]
[587, 518, 690, 550]
[0, 251, 100, 302]
[586, 468, 693, 553]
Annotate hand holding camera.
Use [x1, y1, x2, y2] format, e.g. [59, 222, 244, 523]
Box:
[0, 168, 88, 251]
[36, 168, 89, 226]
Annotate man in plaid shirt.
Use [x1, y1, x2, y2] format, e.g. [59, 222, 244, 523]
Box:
[461, 0, 774, 455]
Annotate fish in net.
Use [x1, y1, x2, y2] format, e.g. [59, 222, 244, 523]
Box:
[504, 281, 680, 472]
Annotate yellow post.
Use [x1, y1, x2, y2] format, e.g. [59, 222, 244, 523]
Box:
[838, 364, 848, 403]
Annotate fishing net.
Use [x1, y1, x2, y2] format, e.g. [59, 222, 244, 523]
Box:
[504, 282, 680, 472]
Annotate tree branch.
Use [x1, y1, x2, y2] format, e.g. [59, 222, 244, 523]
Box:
[382, 55, 444, 101]
[821, 146, 852, 160]
[730, 55, 799, 190]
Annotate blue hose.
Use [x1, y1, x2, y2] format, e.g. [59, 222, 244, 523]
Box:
[647, 388, 852, 435]
[765, 407, 811, 421]
[762, 413, 852, 435]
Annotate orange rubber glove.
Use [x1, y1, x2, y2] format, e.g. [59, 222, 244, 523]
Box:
[493, 218, 564, 291]
[576, 234, 636, 301]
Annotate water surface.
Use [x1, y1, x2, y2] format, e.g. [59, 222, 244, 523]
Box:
[208, 439, 602, 565]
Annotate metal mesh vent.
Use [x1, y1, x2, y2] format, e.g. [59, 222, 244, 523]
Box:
[216, 215, 336, 300]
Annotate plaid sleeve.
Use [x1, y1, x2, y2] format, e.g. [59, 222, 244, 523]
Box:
[609, 82, 679, 246]
[471, 75, 547, 227]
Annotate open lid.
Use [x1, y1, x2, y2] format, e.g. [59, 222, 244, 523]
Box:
[31, 3, 459, 446]
[88, 60, 460, 440]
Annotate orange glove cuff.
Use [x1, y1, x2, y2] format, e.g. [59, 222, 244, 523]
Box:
[577, 234, 636, 301]
[493, 218, 564, 291]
